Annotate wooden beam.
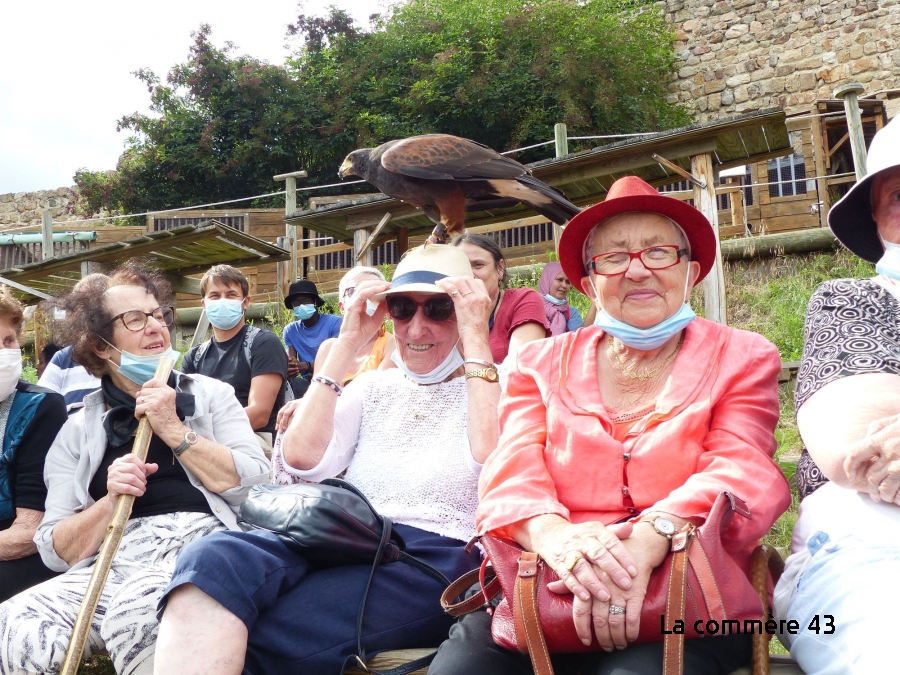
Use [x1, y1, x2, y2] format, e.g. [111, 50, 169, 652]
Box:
[810, 111, 830, 229]
[296, 241, 354, 260]
[356, 213, 393, 261]
[80, 262, 94, 278]
[652, 154, 706, 188]
[691, 152, 727, 324]
[164, 274, 202, 295]
[721, 228, 837, 260]
[190, 310, 211, 349]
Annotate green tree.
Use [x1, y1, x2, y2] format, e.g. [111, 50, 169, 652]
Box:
[74, 0, 689, 217]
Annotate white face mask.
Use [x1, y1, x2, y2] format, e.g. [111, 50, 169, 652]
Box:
[391, 345, 464, 385]
[0, 348, 22, 400]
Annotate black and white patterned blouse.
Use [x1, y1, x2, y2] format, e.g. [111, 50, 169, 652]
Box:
[794, 278, 900, 499]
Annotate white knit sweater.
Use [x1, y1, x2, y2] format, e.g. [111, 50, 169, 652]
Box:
[284, 369, 481, 544]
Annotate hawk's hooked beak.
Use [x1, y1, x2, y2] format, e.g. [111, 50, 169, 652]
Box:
[338, 158, 356, 179]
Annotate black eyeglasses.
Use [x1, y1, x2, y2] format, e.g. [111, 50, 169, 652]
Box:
[589, 246, 688, 276]
[106, 306, 175, 332]
[386, 296, 455, 323]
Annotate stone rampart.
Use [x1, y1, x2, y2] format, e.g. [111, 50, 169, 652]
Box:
[0, 187, 84, 228]
[664, 0, 900, 120]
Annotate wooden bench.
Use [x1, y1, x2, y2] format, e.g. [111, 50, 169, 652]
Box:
[346, 546, 806, 675]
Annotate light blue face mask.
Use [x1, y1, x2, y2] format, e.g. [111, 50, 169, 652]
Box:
[543, 294, 566, 306]
[876, 240, 900, 281]
[293, 304, 316, 321]
[391, 345, 465, 385]
[204, 298, 245, 330]
[108, 344, 182, 386]
[591, 273, 695, 350]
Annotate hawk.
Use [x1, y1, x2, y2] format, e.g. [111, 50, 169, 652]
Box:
[338, 134, 581, 243]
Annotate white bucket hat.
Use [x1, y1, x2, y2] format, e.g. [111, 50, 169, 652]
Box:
[372, 244, 474, 300]
[829, 115, 900, 262]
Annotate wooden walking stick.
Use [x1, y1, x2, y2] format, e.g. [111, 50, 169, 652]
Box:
[59, 356, 176, 675]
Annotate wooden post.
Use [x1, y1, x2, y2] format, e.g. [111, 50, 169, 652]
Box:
[80, 261, 94, 277]
[553, 123, 568, 248]
[276, 236, 291, 299]
[354, 228, 373, 267]
[33, 304, 46, 373]
[809, 112, 830, 228]
[728, 180, 747, 237]
[273, 170, 308, 289]
[41, 209, 53, 260]
[190, 311, 211, 349]
[396, 227, 409, 257]
[691, 152, 727, 324]
[833, 82, 868, 180]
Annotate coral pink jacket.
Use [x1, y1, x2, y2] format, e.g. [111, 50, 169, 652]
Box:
[477, 319, 791, 570]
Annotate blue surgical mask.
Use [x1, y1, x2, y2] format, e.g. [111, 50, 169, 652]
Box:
[391, 345, 465, 385]
[544, 294, 566, 306]
[293, 304, 316, 321]
[205, 298, 245, 330]
[876, 240, 900, 281]
[591, 273, 695, 350]
[108, 345, 182, 386]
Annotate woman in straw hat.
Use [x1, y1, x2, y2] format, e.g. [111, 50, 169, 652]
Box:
[153, 244, 500, 675]
[430, 175, 791, 675]
[772, 115, 900, 674]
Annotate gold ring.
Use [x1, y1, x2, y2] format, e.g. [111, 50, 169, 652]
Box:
[462, 291, 475, 296]
[563, 552, 582, 572]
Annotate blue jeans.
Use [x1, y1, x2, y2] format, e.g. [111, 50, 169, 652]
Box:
[779, 532, 899, 675]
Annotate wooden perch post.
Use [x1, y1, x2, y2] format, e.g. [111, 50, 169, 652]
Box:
[41, 209, 53, 260]
[691, 152, 727, 324]
[833, 82, 868, 180]
[274, 170, 308, 287]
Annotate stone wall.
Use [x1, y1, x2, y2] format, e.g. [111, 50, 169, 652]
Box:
[0, 187, 85, 228]
[664, 0, 900, 120]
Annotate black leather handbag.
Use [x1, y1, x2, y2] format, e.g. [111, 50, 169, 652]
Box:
[238, 478, 450, 675]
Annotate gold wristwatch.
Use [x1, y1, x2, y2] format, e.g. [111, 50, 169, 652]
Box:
[465, 366, 500, 383]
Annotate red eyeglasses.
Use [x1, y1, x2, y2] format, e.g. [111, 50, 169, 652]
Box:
[589, 245, 688, 276]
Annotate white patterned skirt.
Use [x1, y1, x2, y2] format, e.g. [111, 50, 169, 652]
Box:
[0, 511, 224, 675]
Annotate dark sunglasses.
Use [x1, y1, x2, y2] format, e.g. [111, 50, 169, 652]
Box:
[386, 295, 455, 323]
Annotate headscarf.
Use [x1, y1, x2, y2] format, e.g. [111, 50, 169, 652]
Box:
[538, 262, 571, 337]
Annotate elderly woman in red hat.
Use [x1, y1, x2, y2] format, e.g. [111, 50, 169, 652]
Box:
[430, 176, 791, 675]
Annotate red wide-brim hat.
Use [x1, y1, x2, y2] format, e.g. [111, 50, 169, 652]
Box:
[558, 176, 717, 294]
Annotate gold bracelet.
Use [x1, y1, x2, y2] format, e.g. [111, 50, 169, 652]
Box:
[465, 366, 500, 383]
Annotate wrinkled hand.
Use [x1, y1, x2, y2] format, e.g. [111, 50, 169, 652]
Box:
[107, 454, 158, 505]
[533, 521, 638, 646]
[844, 413, 900, 504]
[339, 278, 391, 351]
[276, 399, 303, 433]
[135, 377, 185, 448]
[435, 276, 492, 351]
[546, 522, 663, 650]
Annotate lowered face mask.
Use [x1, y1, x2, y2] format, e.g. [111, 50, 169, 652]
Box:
[105, 341, 181, 386]
[391, 345, 465, 385]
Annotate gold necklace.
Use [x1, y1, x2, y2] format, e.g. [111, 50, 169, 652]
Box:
[610, 335, 684, 382]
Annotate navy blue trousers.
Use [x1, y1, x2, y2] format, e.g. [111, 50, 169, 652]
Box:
[163, 524, 480, 675]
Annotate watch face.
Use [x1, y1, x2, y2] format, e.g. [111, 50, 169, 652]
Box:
[185, 431, 199, 444]
[655, 518, 676, 536]
[485, 368, 499, 382]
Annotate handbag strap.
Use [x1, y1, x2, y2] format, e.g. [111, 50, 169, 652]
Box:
[513, 527, 696, 675]
[441, 560, 503, 616]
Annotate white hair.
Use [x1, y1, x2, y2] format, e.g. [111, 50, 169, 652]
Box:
[339, 265, 385, 298]
[582, 214, 691, 270]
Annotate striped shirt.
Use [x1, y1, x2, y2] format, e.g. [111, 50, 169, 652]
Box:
[37, 346, 100, 413]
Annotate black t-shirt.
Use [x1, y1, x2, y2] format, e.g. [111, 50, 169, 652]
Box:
[181, 324, 288, 435]
[88, 435, 212, 519]
[0, 382, 67, 532]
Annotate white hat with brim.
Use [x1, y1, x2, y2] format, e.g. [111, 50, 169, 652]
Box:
[829, 115, 900, 263]
[372, 244, 474, 301]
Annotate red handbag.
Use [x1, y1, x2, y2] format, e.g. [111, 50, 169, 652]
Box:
[442, 492, 765, 675]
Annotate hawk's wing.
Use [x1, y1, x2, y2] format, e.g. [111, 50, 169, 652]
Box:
[379, 134, 527, 181]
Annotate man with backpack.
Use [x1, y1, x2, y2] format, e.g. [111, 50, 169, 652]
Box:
[181, 265, 289, 457]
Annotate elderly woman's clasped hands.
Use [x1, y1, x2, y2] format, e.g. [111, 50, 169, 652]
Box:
[844, 413, 900, 504]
